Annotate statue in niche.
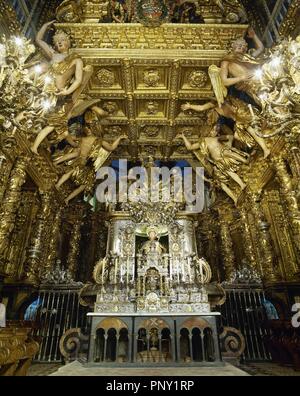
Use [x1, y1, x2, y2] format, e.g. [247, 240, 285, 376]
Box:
[220, 27, 265, 104]
[170, 1, 204, 24]
[139, 226, 167, 255]
[110, 0, 131, 23]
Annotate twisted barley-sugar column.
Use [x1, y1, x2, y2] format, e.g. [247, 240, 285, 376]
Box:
[239, 207, 258, 272]
[0, 158, 27, 265]
[67, 218, 82, 279]
[248, 192, 277, 283]
[272, 156, 300, 274]
[219, 219, 235, 281]
[44, 205, 63, 276]
[24, 191, 53, 286]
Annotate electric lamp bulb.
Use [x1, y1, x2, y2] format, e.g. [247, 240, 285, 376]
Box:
[42, 100, 51, 111]
[269, 56, 281, 68]
[14, 37, 23, 47]
[44, 76, 52, 84]
[34, 64, 42, 74]
[254, 69, 263, 79]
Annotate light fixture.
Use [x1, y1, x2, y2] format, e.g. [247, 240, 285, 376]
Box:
[14, 37, 24, 47]
[44, 75, 53, 85]
[34, 64, 42, 74]
[254, 69, 263, 79]
[42, 100, 52, 111]
[269, 56, 281, 68]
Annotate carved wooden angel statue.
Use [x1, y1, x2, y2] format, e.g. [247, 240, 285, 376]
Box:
[181, 63, 270, 159]
[220, 27, 265, 104]
[30, 21, 101, 154]
[181, 99, 270, 158]
[34, 20, 84, 97]
[54, 109, 127, 204]
[31, 100, 108, 154]
[178, 127, 248, 205]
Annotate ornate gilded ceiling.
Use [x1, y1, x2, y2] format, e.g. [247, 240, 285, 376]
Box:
[59, 22, 247, 161]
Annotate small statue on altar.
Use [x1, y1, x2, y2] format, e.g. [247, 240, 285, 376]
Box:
[220, 28, 265, 104]
[140, 226, 166, 255]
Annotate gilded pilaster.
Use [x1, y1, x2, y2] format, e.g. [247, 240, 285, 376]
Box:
[272, 156, 300, 274]
[0, 154, 13, 205]
[239, 207, 257, 270]
[24, 191, 53, 286]
[0, 158, 27, 266]
[248, 192, 277, 283]
[43, 205, 63, 276]
[219, 219, 235, 281]
[67, 217, 82, 280]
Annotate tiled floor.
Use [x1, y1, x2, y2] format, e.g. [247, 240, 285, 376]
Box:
[27, 361, 300, 376]
[49, 361, 249, 376]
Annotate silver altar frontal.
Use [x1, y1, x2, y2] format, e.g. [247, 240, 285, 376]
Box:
[86, 210, 223, 365]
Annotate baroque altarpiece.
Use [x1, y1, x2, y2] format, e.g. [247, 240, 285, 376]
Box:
[0, 0, 300, 369]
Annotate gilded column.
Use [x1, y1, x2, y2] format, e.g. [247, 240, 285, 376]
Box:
[0, 158, 27, 263]
[239, 207, 257, 270]
[24, 191, 53, 286]
[272, 156, 300, 273]
[67, 218, 82, 279]
[248, 192, 277, 283]
[44, 205, 63, 276]
[219, 219, 235, 281]
[0, 154, 13, 204]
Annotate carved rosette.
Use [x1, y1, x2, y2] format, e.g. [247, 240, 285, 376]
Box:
[187, 70, 208, 88]
[96, 68, 115, 87]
